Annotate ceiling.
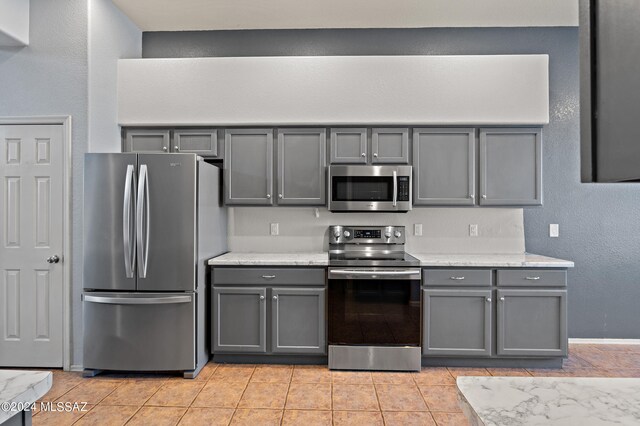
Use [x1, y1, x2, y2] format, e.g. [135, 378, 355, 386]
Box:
[112, 0, 578, 32]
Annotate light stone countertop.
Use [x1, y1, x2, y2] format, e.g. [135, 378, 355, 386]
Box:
[457, 376, 640, 426]
[208, 252, 572, 268]
[0, 370, 52, 423]
[208, 252, 329, 266]
[413, 253, 574, 268]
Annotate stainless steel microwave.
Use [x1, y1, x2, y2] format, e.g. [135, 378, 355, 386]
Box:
[328, 165, 412, 212]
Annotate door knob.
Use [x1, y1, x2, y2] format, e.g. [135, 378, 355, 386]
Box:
[46, 255, 60, 264]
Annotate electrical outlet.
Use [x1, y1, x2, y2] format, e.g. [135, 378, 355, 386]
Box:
[469, 224, 479, 237]
[549, 223, 559, 238]
[414, 224, 423, 236]
[270, 223, 279, 236]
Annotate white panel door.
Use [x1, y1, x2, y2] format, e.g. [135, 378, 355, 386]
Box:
[0, 125, 64, 367]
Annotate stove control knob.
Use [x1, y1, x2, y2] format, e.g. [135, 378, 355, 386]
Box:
[394, 231, 402, 238]
[343, 230, 351, 238]
[334, 231, 341, 239]
[385, 231, 392, 239]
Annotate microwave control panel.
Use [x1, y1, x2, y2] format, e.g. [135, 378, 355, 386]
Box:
[397, 176, 410, 201]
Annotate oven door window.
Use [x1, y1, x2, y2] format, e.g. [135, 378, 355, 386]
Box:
[332, 176, 394, 202]
[328, 278, 421, 346]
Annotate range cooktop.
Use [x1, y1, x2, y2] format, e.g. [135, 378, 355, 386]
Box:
[328, 225, 420, 267]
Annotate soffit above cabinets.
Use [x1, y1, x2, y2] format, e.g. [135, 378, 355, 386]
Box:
[0, 0, 29, 46]
[111, 0, 578, 31]
[117, 55, 549, 126]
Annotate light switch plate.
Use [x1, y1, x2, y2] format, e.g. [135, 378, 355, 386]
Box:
[414, 224, 423, 236]
[469, 224, 479, 237]
[270, 223, 279, 236]
[549, 223, 559, 238]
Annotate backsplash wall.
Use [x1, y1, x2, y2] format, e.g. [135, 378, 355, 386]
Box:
[229, 207, 525, 254]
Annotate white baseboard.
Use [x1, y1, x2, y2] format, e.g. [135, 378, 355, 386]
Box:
[569, 338, 640, 345]
[69, 364, 84, 372]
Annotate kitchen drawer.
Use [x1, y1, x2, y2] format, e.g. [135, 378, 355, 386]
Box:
[497, 269, 567, 287]
[212, 268, 326, 286]
[423, 269, 492, 287]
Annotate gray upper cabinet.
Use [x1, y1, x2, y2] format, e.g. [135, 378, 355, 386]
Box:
[479, 128, 542, 206]
[277, 128, 326, 205]
[423, 289, 492, 357]
[213, 287, 267, 353]
[413, 128, 476, 205]
[371, 128, 409, 164]
[497, 289, 567, 357]
[225, 129, 274, 205]
[271, 287, 326, 354]
[173, 128, 218, 157]
[123, 129, 170, 153]
[330, 128, 368, 164]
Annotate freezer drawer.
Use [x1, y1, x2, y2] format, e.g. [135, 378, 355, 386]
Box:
[83, 292, 196, 371]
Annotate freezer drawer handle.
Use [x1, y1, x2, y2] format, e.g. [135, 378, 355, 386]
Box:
[261, 275, 276, 280]
[449, 276, 465, 280]
[525, 276, 541, 280]
[83, 295, 192, 305]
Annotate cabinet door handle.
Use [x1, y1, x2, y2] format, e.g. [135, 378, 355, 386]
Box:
[482, 195, 487, 199]
[361, 153, 366, 157]
[162, 146, 168, 152]
[450, 276, 465, 280]
[278, 194, 283, 199]
[273, 295, 278, 300]
[259, 295, 265, 300]
[261, 275, 276, 280]
[486, 297, 492, 302]
[525, 276, 541, 280]
[174, 146, 179, 151]
[500, 297, 505, 301]
[373, 153, 378, 158]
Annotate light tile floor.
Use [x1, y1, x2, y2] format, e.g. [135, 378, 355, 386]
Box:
[26, 344, 640, 425]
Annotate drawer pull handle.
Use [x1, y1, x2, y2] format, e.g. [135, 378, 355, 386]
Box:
[262, 275, 276, 280]
[450, 276, 465, 280]
[525, 276, 541, 280]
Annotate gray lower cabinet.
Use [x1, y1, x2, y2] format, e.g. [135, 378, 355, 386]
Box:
[413, 128, 476, 205]
[330, 128, 368, 164]
[479, 128, 542, 206]
[271, 287, 326, 354]
[497, 289, 568, 357]
[213, 287, 267, 353]
[371, 128, 409, 164]
[225, 129, 274, 205]
[423, 289, 492, 356]
[173, 129, 218, 157]
[123, 129, 170, 153]
[277, 128, 326, 205]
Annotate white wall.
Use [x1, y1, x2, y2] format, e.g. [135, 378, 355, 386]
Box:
[88, 0, 141, 152]
[229, 207, 525, 254]
[113, 0, 578, 31]
[118, 55, 549, 126]
[0, 0, 29, 45]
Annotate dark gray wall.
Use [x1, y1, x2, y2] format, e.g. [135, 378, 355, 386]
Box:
[143, 28, 640, 338]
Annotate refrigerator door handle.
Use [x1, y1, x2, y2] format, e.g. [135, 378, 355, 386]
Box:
[123, 165, 136, 278]
[136, 164, 150, 278]
[83, 294, 192, 305]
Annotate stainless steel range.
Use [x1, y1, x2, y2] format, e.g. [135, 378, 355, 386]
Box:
[327, 225, 422, 372]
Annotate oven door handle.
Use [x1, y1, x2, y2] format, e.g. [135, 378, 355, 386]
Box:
[392, 170, 398, 207]
[329, 269, 421, 279]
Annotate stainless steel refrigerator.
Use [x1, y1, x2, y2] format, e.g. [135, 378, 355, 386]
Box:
[82, 153, 226, 378]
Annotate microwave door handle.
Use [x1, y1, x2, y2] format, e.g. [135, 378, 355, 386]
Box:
[392, 170, 398, 207]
